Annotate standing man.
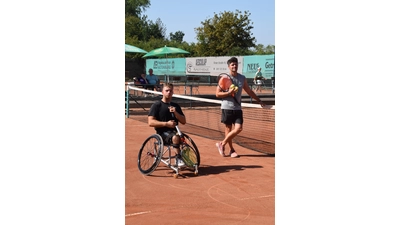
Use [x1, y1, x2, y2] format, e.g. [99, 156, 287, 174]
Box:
[215, 57, 266, 158]
[146, 68, 160, 92]
[148, 83, 186, 166]
[253, 67, 265, 93]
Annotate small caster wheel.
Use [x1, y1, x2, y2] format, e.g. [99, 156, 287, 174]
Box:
[173, 174, 178, 179]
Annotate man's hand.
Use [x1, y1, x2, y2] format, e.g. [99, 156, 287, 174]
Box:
[165, 120, 176, 128]
[168, 106, 176, 114]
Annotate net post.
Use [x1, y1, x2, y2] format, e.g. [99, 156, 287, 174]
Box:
[125, 87, 130, 118]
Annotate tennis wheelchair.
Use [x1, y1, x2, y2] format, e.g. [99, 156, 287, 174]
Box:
[137, 125, 200, 178]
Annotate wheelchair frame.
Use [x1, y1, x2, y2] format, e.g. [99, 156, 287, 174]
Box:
[137, 127, 200, 178]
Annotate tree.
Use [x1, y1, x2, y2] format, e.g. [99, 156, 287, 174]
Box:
[125, 15, 145, 40]
[125, 0, 166, 42]
[252, 44, 275, 55]
[145, 18, 166, 40]
[125, 0, 150, 17]
[169, 31, 185, 43]
[194, 10, 256, 56]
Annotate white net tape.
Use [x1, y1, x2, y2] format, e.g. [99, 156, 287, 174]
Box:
[126, 83, 275, 110]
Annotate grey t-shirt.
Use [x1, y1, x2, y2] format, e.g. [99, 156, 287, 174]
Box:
[221, 73, 245, 110]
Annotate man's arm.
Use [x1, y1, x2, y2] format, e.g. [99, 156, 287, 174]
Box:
[148, 116, 176, 128]
[170, 106, 186, 125]
[215, 85, 235, 98]
[242, 79, 266, 107]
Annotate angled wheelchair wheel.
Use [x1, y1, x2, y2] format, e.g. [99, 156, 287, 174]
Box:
[138, 134, 163, 175]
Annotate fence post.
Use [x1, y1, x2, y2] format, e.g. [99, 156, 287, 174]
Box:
[125, 88, 130, 118]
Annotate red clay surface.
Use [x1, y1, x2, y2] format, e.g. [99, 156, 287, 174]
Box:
[125, 116, 275, 224]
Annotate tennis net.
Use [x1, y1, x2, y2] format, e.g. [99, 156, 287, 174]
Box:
[126, 85, 275, 155]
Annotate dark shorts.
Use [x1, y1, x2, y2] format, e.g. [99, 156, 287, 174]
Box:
[221, 109, 243, 125]
[158, 130, 178, 145]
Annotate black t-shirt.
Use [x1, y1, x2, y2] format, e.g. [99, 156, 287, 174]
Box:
[148, 100, 184, 133]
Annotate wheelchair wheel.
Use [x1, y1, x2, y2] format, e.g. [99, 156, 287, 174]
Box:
[182, 133, 200, 167]
[138, 134, 163, 175]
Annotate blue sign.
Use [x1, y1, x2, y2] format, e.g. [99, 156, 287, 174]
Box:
[146, 58, 186, 76]
[242, 55, 275, 78]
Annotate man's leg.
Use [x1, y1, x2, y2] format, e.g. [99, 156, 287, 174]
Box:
[225, 124, 234, 151]
[216, 110, 242, 156]
[222, 123, 242, 147]
[216, 109, 243, 157]
[171, 134, 181, 155]
[171, 134, 186, 166]
[216, 123, 242, 156]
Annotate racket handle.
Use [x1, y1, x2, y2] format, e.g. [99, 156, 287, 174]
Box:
[175, 125, 182, 136]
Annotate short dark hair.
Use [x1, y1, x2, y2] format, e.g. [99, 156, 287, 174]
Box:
[163, 83, 174, 89]
[227, 57, 238, 65]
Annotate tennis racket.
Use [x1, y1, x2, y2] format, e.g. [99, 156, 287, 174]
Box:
[218, 73, 237, 95]
[217, 73, 240, 104]
[169, 108, 192, 167]
[180, 145, 196, 167]
[174, 122, 197, 168]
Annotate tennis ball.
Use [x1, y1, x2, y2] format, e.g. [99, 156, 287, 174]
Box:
[234, 87, 238, 92]
[230, 84, 235, 89]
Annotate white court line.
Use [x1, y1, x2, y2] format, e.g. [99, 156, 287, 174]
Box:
[238, 195, 275, 201]
[125, 211, 151, 217]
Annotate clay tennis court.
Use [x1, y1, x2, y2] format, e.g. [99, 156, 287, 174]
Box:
[125, 85, 275, 225]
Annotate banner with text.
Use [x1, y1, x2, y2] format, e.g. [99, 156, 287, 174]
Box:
[146, 55, 274, 78]
[242, 55, 275, 79]
[186, 56, 243, 76]
[146, 58, 186, 76]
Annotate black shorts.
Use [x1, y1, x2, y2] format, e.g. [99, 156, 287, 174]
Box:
[158, 130, 178, 145]
[221, 109, 243, 125]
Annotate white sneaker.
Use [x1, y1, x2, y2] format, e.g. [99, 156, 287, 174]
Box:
[176, 158, 185, 167]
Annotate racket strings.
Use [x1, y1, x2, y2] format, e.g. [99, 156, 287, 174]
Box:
[218, 73, 234, 92]
[181, 146, 196, 167]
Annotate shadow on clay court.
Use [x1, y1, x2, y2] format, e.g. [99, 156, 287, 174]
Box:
[198, 164, 263, 175]
[239, 154, 275, 158]
[140, 165, 263, 178]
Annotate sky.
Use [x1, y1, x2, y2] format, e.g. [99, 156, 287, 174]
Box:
[144, 0, 275, 46]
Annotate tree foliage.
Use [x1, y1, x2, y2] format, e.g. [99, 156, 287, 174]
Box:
[125, 0, 166, 46]
[125, 0, 150, 17]
[252, 44, 275, 55]
[169, 31, 185, 43]
[194, 10, 256, 56]
[125, 1, 274, 58]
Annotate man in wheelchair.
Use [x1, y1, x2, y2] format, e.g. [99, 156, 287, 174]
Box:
[147, 83, 187, 166]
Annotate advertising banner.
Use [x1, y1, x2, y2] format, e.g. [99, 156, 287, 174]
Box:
[146, 55, 274, 78]
[186, 56, 243, 76]
[242, 55, 275, 79]
[146, 58, 186, 76]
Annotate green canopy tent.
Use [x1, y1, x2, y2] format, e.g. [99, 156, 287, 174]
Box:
[142, 45, 190, 82]
[125, 44, 148, 54]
